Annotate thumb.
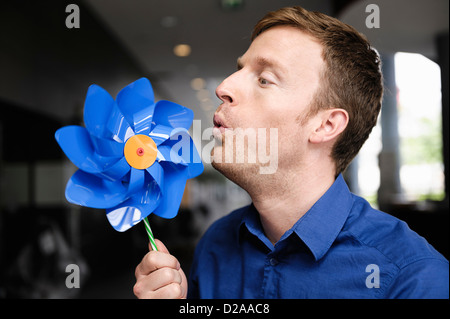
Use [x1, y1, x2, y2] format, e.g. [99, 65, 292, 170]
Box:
[149, 239, 170, 254]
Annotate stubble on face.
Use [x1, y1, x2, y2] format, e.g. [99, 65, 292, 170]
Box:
[211, 128, 261, 189]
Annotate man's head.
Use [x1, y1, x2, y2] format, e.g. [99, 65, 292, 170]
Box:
[211, 6, 383, 188]
[251, 6, 383, 175]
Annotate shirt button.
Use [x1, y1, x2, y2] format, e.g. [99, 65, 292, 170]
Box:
[269, 258, 278, 266]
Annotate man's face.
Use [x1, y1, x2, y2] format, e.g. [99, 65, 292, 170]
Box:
[211, 26, 324, 183]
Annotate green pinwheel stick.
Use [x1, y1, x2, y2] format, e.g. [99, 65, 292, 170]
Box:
[143, 217, 158, 251]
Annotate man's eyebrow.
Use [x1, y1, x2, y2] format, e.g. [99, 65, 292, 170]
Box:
[236, 56, 286, 75]
[256, 56, 280, 70]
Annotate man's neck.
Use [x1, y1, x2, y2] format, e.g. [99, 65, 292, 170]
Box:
[248, 167, 336, 245]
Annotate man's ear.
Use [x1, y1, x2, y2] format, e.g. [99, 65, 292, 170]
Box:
[309, 108, 349, 144]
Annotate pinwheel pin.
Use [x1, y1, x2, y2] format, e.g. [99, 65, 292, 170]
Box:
[55, 78, 203, 250]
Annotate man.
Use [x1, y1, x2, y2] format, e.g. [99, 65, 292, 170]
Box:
[133, 6, 449, 299]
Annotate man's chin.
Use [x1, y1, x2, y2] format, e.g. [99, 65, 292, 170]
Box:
[211, 153, 260, 189]
[212, 160, 243, 188]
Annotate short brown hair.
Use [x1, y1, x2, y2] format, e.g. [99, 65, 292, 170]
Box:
[252, 6, 383, 175]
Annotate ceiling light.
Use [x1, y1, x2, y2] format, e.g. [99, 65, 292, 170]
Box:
[190, 78, 206, 91]
[174, 44, 191, 57]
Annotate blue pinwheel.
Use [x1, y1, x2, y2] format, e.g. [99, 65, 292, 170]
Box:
[55, 78, 203, 235]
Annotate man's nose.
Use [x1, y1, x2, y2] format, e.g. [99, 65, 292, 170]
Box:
[215, 74, 237, 106]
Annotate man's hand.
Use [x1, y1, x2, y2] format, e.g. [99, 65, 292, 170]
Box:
[134, 239, 187, 299]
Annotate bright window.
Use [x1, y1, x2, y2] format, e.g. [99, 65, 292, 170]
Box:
[395, 52, 444, 201]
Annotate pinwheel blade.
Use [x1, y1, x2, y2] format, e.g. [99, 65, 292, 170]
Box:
[90, 134, 124, 157]
[55, 126, 120, 174]
[133, 104, 155, 136]
[99, 157, 130, 182]
[153, 100, 194, 130]
[66, 170, 128, 209]
[153, 162, 189, 219]
[127, 168, 145, 196]
[149, 124, 173, 146]
[159, 129, 204, 179]
[107, 102, 134, 143]
[106, 207, 143, 232]
[106, 178, 162, 231]
[116, 78, 155, 131]
[146, 161, 164, 193]
[83, 84, 115, 139]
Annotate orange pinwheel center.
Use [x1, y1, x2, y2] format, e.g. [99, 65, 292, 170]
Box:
[124, 135, 157, 169]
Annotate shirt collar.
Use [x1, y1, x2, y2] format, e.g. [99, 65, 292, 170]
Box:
[239, 174, 354, 261]
[291, 174, 354, 260]
[239, 203, 274, 250]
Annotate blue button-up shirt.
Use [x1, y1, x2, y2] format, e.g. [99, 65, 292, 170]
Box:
[188, 175, 449, 298]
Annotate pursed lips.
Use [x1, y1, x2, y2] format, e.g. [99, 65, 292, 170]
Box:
[213, 113, 228, 135]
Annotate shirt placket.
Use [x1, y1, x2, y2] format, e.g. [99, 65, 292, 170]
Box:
[261, 249, 281, 298]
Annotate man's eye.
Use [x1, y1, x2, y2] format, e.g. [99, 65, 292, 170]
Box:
[259, 78, 269, 85]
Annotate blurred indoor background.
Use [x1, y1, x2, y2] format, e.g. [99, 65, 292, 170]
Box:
[0, 0, 448, 298]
